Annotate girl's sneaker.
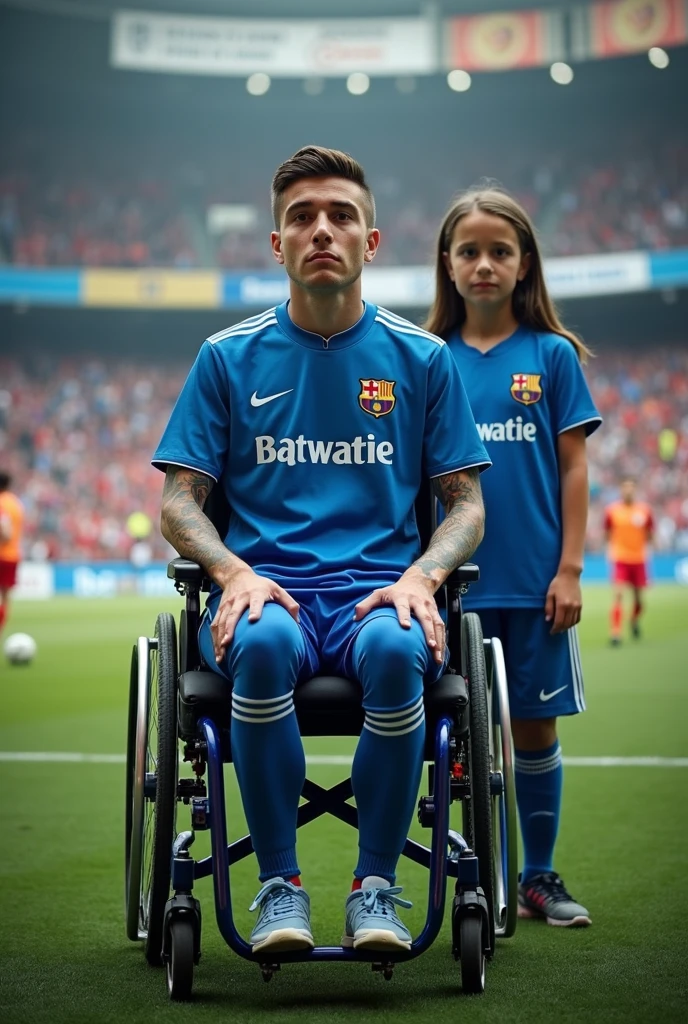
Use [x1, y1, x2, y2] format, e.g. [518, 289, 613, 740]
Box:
[518, 872, 591, 927]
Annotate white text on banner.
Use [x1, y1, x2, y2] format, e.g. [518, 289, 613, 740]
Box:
[111, 12, 436, 77]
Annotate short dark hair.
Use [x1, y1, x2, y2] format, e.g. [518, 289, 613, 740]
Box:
[271, 145, 376, 229]
[0, 472, 10, 491]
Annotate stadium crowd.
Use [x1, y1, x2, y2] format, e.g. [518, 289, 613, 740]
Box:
[1, 142, 686, 270]
[586, 349, 688, 554]
[0, 348, 686, 563]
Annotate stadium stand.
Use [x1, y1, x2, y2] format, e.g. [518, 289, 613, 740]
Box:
[1, 349, 686, 562]
[1, 141, 686, 269]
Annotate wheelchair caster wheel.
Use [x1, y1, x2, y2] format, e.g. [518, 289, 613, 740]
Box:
[372, 961, 394, 981]
[260, 964, 279, 983]
[459, 915, 485, 995]
[166, 918, 194, 1001]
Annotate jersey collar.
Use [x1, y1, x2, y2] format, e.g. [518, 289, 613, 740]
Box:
[276, 300, 377, 350]
[451, 324, 526, 357]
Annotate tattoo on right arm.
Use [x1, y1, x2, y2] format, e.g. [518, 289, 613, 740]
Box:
[160, 467, 245, 586]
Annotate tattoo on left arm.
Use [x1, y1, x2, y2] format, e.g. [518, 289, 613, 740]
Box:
[412, 468, 485, 589]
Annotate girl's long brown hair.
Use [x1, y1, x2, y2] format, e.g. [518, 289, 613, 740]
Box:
[424, 187, 592, 362]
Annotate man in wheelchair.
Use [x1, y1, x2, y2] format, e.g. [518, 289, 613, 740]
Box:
[153, 146, 490, 956]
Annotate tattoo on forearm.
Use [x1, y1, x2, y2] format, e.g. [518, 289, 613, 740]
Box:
[161, 468, 237, 578]
[413, 468, 485, 585]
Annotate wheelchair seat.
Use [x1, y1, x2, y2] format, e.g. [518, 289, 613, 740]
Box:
[178, 667, 469, 757]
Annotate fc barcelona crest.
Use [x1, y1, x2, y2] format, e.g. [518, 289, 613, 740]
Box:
[510, 373, 542, 406]
[359, 379, 396, 418]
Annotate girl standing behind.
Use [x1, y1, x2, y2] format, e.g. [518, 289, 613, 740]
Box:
[426, 188, 601, 927]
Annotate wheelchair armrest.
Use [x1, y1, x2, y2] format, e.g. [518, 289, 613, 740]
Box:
[165, 555, 479, 592]
[167, 557, 210, 589]
[445, 562, 480, 589]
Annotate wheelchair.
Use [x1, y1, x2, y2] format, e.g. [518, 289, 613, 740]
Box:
[124, 480, 517, 999]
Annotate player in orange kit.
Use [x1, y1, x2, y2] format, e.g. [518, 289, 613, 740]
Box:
[0, 471, 25, 635]
[604, 479, 654, 645]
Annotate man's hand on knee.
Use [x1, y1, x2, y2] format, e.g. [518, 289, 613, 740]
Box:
[211, 569, 300, 663]
[353, 570, 445, 664]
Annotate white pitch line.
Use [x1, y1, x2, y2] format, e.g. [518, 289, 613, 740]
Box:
[0, 752, 687, 767]
[561, 756, 688, 767]
[0, 751, 126, 763]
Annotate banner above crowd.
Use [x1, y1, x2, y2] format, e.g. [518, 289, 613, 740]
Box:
[112, 3, 687, 79]
[111, 11, 435, 76]
[444, 10, 565, 70]
[572, 0, 687, 57]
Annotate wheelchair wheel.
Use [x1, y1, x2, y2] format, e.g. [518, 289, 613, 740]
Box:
[485, 636, 518, 939]
[458, 915, 486, 995]
[461, 612, 496, 953]
[166, 918, 195, 1001]
[125, 613, 179, 965]
[125, 644, 139, 941]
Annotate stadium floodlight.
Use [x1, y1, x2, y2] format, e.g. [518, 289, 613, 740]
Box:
[648, 47, 670, 69]
[246, 72, 271, 96]
[447, 69, 472, 92]
[347, 72, 370, 95]
[304, 77, 325, 95]
[550, 62, 574, 85]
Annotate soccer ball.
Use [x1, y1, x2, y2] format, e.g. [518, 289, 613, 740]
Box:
[3, 632, 37, 666]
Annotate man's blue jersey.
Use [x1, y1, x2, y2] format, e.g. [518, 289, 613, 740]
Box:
[154, 301, 490, 591]
[446, 326, 601, 609]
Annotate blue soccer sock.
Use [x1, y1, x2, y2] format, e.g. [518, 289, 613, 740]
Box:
[514, 740, 563, 882]
[349, 615, 428, 883]
[225, 605, 307, 882]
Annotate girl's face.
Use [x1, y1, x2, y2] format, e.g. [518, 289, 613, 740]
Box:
[443, 210, 530, 312]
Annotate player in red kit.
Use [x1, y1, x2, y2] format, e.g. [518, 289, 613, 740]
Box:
[604, 479, 654, 645]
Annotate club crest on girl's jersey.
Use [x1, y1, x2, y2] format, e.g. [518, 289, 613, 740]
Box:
[510, 373, 542, 406]
[359, 378, 397, 418]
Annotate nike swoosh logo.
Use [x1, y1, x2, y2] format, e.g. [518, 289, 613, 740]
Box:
[539, 686, 567, 702]
[250, 389, 294, 407]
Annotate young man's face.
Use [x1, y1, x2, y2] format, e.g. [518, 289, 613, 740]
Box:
[271, 176, 379, 294]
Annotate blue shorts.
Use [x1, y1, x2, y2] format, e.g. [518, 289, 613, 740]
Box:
[199, 572, 447, 685]
[477, 608, 585, 719]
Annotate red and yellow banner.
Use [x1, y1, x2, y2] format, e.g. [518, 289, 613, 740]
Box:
[445, 10, 564, 70]
[590, 0, 687, 55]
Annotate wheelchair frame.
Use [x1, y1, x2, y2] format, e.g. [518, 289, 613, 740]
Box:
[125, 487, 517, 999]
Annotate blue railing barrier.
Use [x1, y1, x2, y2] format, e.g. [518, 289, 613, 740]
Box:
[1, 248, 687, 309]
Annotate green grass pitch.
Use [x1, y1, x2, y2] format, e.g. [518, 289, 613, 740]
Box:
[1, 586, 687, 1023]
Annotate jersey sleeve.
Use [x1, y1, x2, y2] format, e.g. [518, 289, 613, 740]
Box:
[603, 506, 614, 531]
[424, 342, 491, 478]
[550, 339, 602, 437]
[152, 340, 230, 481]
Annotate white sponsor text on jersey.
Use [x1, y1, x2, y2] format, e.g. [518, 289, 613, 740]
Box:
[256, 434, 394, 466]
[476, 417, 537, 443]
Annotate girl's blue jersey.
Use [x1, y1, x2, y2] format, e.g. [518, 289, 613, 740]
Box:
[153, 301, 490, 587]
[446, 326, 601, 609]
